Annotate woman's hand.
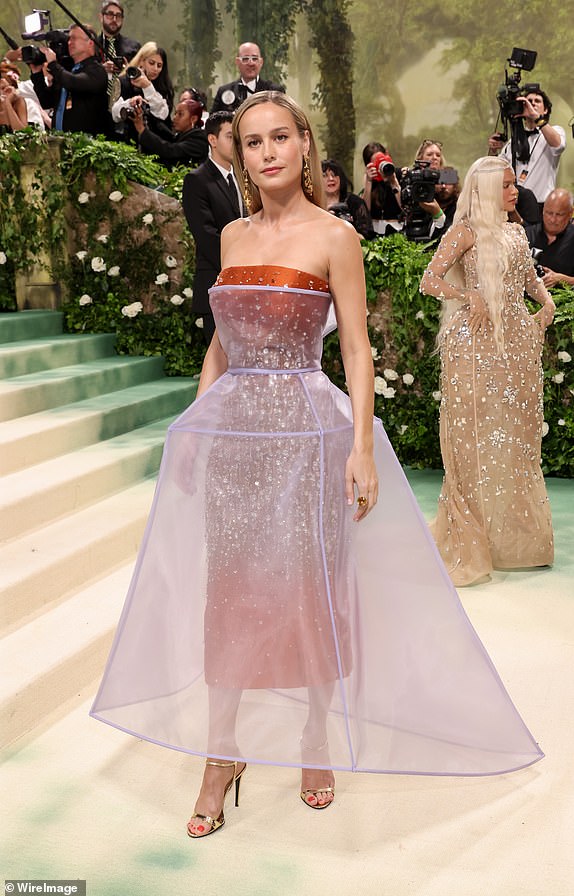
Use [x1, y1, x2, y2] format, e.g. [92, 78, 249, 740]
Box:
[533, 300, 555, 331]
[345, 447, 378, 522]
[467, 288, 490, 335]
[131, 73, 151, 90]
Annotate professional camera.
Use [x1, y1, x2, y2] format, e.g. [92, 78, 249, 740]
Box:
[400, 161, 458, 208]
[370, 151, 395, 181]
[119, 100, 150, 121]
[126, 66, 142, 80]
[496, 47, 538, 125]
[20, 10, 70, 66]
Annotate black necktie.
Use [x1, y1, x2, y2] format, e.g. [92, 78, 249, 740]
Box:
[226, 172, 240, 216]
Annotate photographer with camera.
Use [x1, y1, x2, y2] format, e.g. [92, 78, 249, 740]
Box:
[400, 140, 458, 243]
[28, 24, 108, 135]
[98, 1, 140, 73]
[111, 42, 173, 142]
[361, 141, 402, 236]
[322, 158, 372, 239]
[489, 87, 565, 206]
[132, 98, 208, 169]
[525, 189, 574, 287]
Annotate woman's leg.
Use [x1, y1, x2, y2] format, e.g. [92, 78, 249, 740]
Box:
[300, 681, 336, 808]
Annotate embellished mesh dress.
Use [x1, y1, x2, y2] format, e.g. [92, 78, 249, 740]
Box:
[421, 222, 554, 587]
[91, 265, 543, 776]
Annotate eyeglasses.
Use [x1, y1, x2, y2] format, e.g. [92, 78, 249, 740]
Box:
[103, 11, 124, 18]
[420, 139, 443, 148]
[238, 55, 261, 63]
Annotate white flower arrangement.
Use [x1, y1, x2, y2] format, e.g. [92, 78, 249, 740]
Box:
[371, 346, 380, 360]
[552, 372, 565, 384]
[0, 251, 7, 264]
[170, 294, 185, 305]
[558, 419, 566, 426]
[155, 273, 169, 285]
[381, 386, 396, 398]
[121, 301, 143, 318]
[142, 213, 154, 225]
[383, 368, 399, 380]
[541, 421, 549, 436]
[182, 287, 193, 298]
[557, 351, 572, 363]
[78, 192, 90, 204]
[109, 191, 124, 202]
[97, 234, 109, 244]
[399, 424, 408, 435]
[79, 294, 92, 305]
[91, 257, 106, 272]
[195, 317, 204, 328]
[165, 255, 178, 268]
[75, 250, 87, 261]
[374, 376, 387, 395]
[108, 266, 120, 277]
[432, 390, 442, 401]
[415, 310, 424, 320]
[402, 373, 414, 385]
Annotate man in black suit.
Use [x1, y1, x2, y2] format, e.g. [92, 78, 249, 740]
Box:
[29, 24, 108, 136]
[182, 111, 244, 342]
[99, 0, 140, 69]
[210, 42, 284, 113]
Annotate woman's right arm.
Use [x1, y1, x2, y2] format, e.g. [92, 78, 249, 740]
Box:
[195, 332, 228, 398]
[420, 222, 475, 301]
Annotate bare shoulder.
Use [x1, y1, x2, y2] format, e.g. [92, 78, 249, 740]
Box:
[314, 209, 362, 256]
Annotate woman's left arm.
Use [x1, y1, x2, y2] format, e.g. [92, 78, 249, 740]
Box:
[328, 222, 378, 520]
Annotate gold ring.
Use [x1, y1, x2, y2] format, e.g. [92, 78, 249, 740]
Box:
[357, 496, 368, 507]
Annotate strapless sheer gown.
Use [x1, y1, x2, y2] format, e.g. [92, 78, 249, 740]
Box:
[91, 265, 543, 776]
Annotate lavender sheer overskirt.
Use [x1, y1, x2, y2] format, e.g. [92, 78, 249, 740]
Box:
[90, 280, 543, 776]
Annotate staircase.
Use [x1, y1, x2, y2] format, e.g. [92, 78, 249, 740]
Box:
[0, 310, 198, 748]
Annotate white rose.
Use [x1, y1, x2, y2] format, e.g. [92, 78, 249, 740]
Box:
[97, 234, 109, 243]
[165, 255, 178, 268]
[170, 294, 185, 305]
[108, 266, 120, 277]
[75, 250, 87, 261]
[155, 273, 169, 285]
[109, 190, 124, 202]
[383, 368, 399, 380]
[541, 421, 549, 437]
[182, 287, 193, 298]
[0, 251, 6, 265]
[371, 346, 380, 360]
[91, 257, 106, 272]
[142, 213, 154, 225]
[78, 192, 90, 204]
[121, 301, 143, 318]
[382, 387, 396, 398]
[195, 317, 204, 328]
[415, 310, 424, 320]
[79, 294, 93, 305]
[402, 373, 414, 385]
[432, 390, 442, 401]
[557, 351, 572, 363]
[374, 376, 387, 395]
[552, 372, 565, 384]
[558, 419, 566, 426]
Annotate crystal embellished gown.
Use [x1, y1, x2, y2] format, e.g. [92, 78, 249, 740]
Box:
[91, 265, 543, 776]
[421, 223, 554, 587]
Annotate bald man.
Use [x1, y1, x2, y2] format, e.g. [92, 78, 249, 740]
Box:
[210, 41, 284, 113]
[525, 189, 574, 288]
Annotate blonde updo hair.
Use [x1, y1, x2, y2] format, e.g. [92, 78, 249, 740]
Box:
[440, 155, 515, 351]
[232, 91, 324, 214]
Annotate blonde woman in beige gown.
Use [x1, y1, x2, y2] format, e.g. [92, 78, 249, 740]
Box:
[421, 156, 555, 586]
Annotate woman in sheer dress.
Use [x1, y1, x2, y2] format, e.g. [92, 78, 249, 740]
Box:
[91, 100, 544, 841]
[420, 156, 555, 586]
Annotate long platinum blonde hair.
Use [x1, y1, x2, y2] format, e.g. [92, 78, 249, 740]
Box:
[439, 155, 514, 351]
[232, 91, 324, 214]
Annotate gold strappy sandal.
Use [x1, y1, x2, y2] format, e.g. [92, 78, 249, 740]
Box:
[300, 740, 335, 810]
[187, 759, 246, 838]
